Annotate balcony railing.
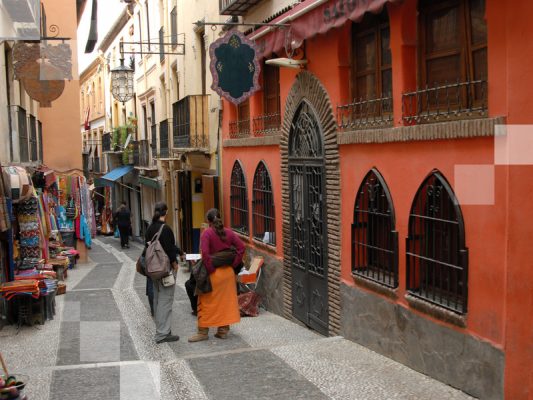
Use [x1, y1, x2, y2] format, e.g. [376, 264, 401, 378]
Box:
[159, 119, 169, 158]
[402, 80, 488, 125]
[337, 96, 393, 131]
[136, 139, 151, 167]
[252, 113, 281, 136]
[219, 0, 263, 15]
[102, 132, 112, 152]
[173, 95, 209, 149]
[229, 119, 251, 139]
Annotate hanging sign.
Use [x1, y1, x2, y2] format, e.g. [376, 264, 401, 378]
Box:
[209, 30, 261, 105]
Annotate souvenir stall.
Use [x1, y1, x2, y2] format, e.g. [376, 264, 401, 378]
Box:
[0, 165, 95, 328]
[99, 186, 113, 235]
[0, 166, 59, 327]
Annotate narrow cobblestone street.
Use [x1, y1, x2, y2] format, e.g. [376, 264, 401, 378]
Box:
[0, 236, 474, 400]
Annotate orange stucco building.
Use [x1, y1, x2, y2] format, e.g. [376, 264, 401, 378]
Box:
[39, 0, 83, 172]
[220, 0, 533, 398]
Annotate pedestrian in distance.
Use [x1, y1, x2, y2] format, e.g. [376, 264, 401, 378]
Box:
[145, 202, 184, 344]
[114, 201, 131, 249]
[188, 208, 245, 342]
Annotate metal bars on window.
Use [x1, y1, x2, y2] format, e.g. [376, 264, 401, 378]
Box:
[252, 161, 275, 245]
[159, 27, 165, 62]
[352, 168, 398, 288]
[159, 119, 169, 157]
[230, 161, 248, 234]
[337, 96, 393, 131]
[29, 115, 38, 161]
[38, 120, 43, 161]
[16, 107, 29, 162]
[406, 171, 469, 314]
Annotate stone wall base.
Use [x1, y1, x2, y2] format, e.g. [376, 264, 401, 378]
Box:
[340, 284, 504, 400]
[245, 246, 285, 317]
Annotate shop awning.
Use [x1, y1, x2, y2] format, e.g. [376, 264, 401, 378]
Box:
[139, 175, 161, 189]
[95, 165, 134, 187]
[252, 0, 399, 58]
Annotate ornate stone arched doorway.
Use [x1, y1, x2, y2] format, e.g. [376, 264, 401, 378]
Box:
[280, 71, 341, 336]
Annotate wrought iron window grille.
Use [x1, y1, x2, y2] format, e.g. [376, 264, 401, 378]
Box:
[352, 168, 398, 288]
[230, 160, 249, 235]
[337, 95, 393, 131]
[402, 80, 487, 125]
[252, 113, 281, 136]
[159, 119, 169, 158]
[406, 170, 469, 314]
[252, 161, 276, 246]
[102, 133, 112, 152]
[229, 119, 251, 139]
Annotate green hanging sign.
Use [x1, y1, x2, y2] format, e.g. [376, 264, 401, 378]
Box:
[209, 30, 261, 105]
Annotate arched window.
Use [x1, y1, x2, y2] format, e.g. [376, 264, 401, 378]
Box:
[252, 161, 275, 245]
[230, 160, 248, 234]
[406, 170, 469, 314]
[352, 168, 398, 288]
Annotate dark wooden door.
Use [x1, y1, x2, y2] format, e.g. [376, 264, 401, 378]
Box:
[178, 170, 193, 253]
[288, 101, 329, 335]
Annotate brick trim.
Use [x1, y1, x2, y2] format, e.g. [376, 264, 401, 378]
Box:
[338, 117, 506, 145]
[222, 135, 281, 147]
[280, 71, 341, 336]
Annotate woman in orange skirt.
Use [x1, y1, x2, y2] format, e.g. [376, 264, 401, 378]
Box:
[189, 208, 245, 342]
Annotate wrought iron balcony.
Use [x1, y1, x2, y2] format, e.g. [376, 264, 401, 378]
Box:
[102, 132, 112, 152]
[219, 0, 263, 16]
[337, 96, 393, 131]
[402, 79, 488, 125]
[252, 113, 281, 136]
[172, 95, 209, 149]
[229, 119, 251, 139]
[135, 139, 151, 168]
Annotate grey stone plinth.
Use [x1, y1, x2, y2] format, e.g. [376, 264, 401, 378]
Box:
[246, 247, 285, 317]
[340, 284, 504, 400]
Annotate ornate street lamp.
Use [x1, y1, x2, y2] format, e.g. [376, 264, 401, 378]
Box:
[110, 43, 134, 103]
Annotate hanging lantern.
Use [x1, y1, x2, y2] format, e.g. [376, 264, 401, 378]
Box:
[110, 59, 134, 103]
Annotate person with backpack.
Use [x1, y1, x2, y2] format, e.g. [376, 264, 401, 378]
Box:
[144, 202, 183, 344]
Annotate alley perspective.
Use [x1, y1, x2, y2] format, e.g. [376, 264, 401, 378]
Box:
[1, 0, 533, 399]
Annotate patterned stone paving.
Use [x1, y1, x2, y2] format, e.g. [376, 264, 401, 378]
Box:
[0, 236, 474, 400]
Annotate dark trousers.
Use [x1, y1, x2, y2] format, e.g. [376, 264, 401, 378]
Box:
[118, 226, 129, 247]
[146, 277, 154, 316]
[184, 273, 197, 313]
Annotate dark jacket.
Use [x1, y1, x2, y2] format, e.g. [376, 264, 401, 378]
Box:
[144, 221, 183, 263]
[114, 207, 131, 228]
[192, 248, 236, 295]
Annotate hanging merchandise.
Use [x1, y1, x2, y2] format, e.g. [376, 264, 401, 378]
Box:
[2, 166, 33, 203]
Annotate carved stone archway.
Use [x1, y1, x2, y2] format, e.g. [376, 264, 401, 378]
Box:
[280, 71, 341, 335]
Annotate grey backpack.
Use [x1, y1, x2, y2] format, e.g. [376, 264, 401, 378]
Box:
[145, 224, 171, 280]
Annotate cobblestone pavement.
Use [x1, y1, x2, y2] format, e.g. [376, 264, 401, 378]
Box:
[1, 236, 474, 400]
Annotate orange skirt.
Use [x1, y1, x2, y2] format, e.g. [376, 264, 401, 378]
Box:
[197, 266, 240, 328]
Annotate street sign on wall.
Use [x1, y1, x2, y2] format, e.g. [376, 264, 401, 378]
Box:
[209, 30, 261, 105]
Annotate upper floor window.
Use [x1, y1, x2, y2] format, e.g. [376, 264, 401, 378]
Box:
[352, 168, 398, 288]
[338, 11, 392, 130]
[230, 160, 249, 234]
[230, 100, 251, 138]
[252, 161, 275, 246]
[352, 11, 392, 102]
[403, 0, 488, 123]
[253, 63, 281, 136]
[406, 170, 469, 314]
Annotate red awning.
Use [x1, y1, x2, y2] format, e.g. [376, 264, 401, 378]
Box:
[252, 0, 400, 59]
